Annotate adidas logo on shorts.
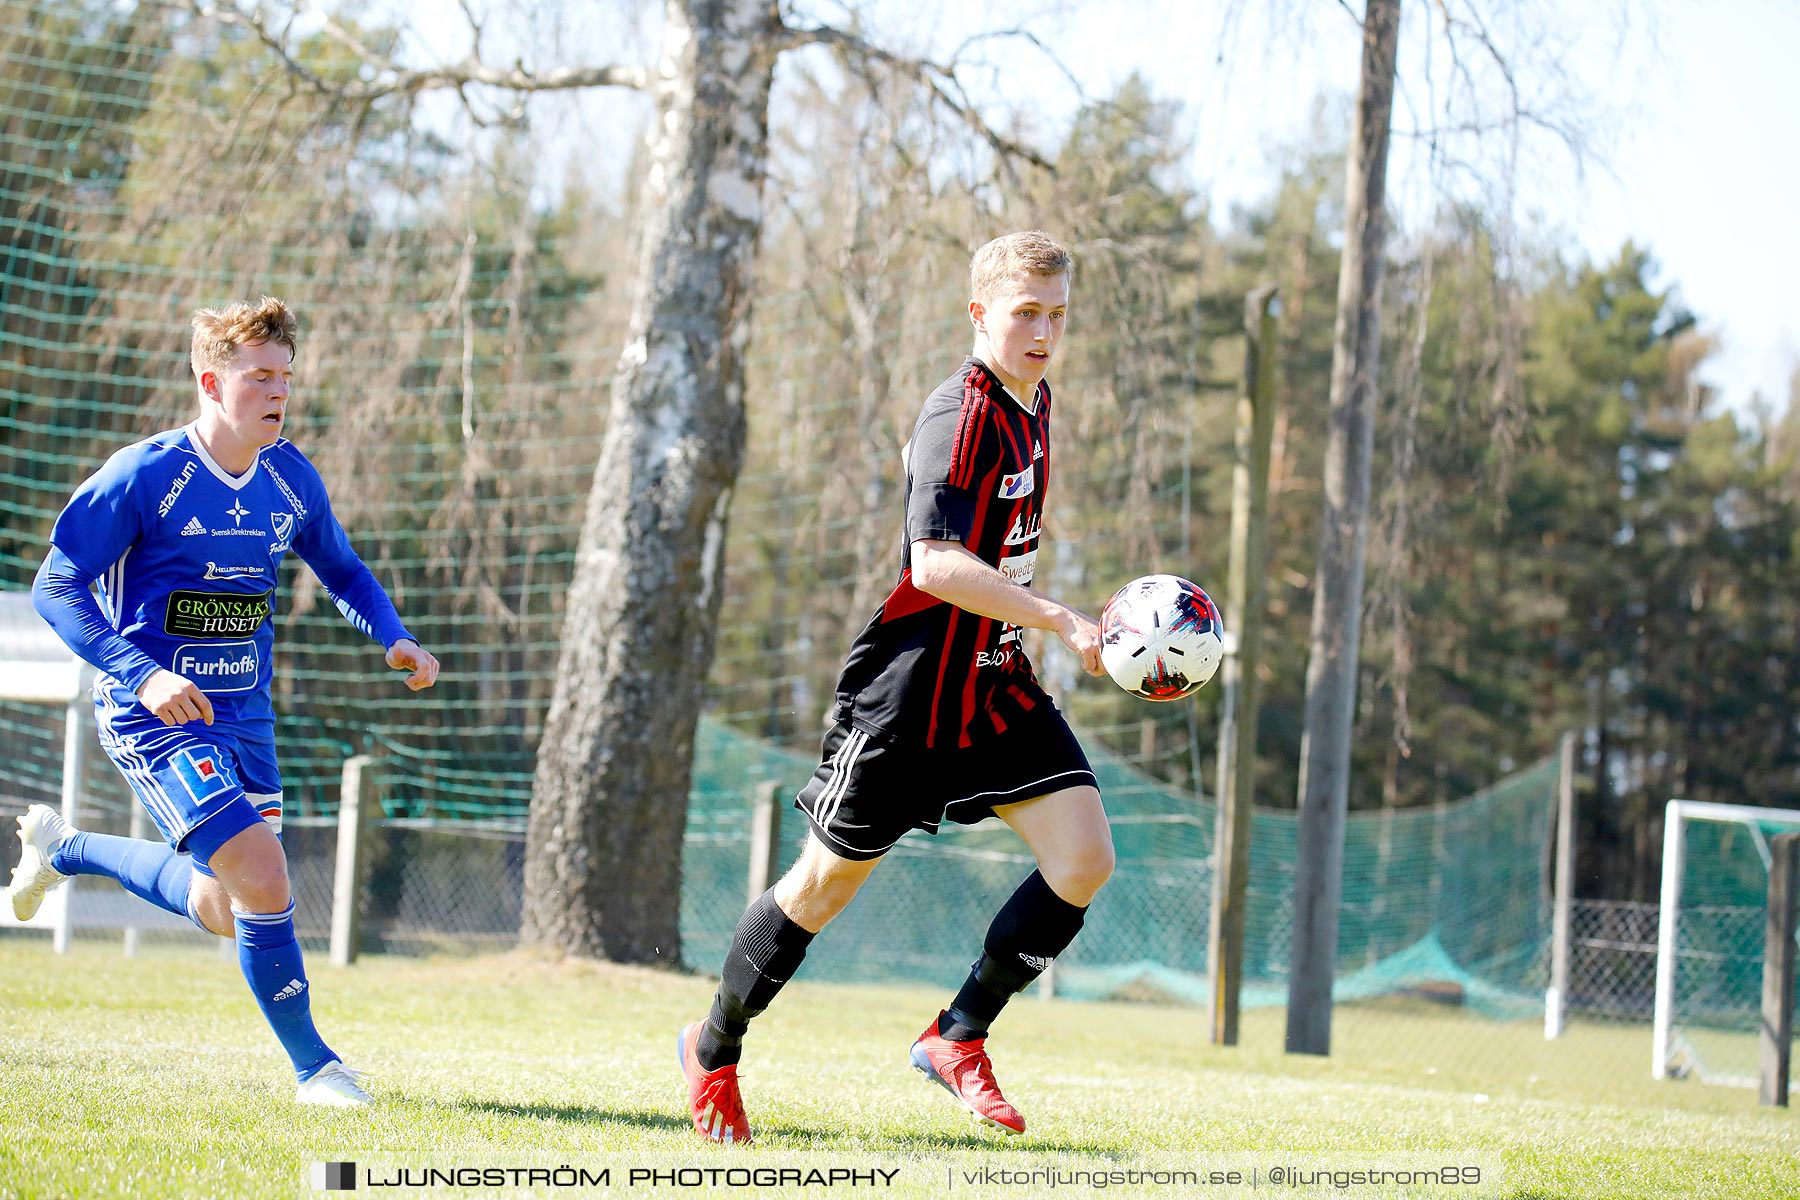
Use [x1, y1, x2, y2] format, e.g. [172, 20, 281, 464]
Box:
[272, 978, 307, 1002]
[180, 517, 206, 536]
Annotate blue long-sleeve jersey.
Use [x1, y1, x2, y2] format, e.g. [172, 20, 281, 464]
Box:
[32, 425, 413, 725]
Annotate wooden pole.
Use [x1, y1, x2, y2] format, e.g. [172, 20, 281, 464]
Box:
[1759, 832, 1797, 1107]
[746, 780, 782, 905]
[1208, 285, 1280, 1046]
[1545, 731, 1577, 1038]
[330, 756, 378, 967]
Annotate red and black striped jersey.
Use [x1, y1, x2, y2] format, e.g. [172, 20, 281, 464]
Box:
[834, 358, 1056, 749]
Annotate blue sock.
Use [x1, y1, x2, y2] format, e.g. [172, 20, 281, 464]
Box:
[51, 831, 194, 922]
[234, 903, 337, 1081]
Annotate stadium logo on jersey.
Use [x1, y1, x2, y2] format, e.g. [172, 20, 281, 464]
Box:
[975, 648, 1015, 669]
[180, 517, 206, 537]
[226, 498, 249, 526]
[997, 465, 1035, 499]
[1033, 440, 1044, 461]
[173, 640, 259, 693]
[165, 589, 273, 638]
[170, 746, 233, 803]
[270, 512, 294, 554]
[157, 461, 198, 518]
[1002, 513, 1041, 547]
[203, 562, 265, 581]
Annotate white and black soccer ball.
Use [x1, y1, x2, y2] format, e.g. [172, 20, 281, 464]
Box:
[1099, 574, 1225, 702]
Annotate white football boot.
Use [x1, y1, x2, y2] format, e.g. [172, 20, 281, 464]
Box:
[8, 804, 74, 921]
[297, 1060, 372, 1107]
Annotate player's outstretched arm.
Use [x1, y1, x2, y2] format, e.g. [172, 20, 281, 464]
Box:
[384, 638, 439, 691]
[910, 539, 1104, 677]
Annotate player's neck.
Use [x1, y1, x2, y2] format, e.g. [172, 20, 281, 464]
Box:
[191, 417, 260, 477]
[971, 353, 1039, 414]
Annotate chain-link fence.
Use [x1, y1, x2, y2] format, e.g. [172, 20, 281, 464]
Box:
[1565, 899, 1659, 1024]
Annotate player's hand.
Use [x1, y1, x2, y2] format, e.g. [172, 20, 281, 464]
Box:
[1056, 607, 1105, 678]
[136, 669, 215, 727]
[386, 639, 439, 691]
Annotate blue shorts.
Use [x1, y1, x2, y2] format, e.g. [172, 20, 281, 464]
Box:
[94, 677, 284, 872]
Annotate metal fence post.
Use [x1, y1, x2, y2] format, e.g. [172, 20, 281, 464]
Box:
[330, 756, 378, 967]
[747, 780, 781, 905]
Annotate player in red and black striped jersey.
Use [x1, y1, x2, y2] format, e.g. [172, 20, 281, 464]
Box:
[837, 351, 1060, 750]
[679, 232, 1117, 1144]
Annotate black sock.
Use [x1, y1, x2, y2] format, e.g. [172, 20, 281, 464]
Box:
[941, 869, 1087, 1041]
[696, 889, 815, 1070]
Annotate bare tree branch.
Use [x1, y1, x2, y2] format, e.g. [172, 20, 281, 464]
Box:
[777, 24, 1054, 172]
[188, 1, 648, 102]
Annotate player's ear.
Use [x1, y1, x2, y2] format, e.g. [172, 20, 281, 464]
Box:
[197, 371, 217, 401]
[968, 298, 986, 333]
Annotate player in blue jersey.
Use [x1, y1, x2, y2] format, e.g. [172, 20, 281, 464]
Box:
[7, 296, 439, 1107]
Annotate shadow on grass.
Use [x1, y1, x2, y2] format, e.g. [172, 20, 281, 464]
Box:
[452, 1099, 691, 1132]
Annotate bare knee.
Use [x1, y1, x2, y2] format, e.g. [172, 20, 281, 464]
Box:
[772, 838, 880, 933]
[205, 822, 292, 915]
[1042, 841, 1115, 907]
[227, 862, 291, 915]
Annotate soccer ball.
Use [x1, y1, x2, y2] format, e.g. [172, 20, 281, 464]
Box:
[1099, 575, 1225, 702]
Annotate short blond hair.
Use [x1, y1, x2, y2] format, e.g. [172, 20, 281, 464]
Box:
[190, 295, 297, 378]
[970, 231, 1073, 303]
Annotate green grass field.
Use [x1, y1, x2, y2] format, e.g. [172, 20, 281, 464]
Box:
[0, 939, 1794, 1199]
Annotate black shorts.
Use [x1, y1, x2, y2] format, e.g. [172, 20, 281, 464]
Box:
[794, 702, 1097, 861]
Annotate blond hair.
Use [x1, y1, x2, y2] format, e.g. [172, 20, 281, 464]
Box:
[190, 295, 297, 379]
[969, 231, 1073, 303]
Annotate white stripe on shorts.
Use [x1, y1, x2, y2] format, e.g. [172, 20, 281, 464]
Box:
[815, 728, 868, 832]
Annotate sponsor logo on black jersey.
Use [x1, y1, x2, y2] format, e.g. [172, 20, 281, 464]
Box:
[164, 588, 273, 638]
[1002, 513, 1041, 546]
[997, 465, 1035, 499]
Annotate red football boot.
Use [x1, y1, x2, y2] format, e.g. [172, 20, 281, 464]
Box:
[677, 1022, 753, 1144]
[908, 1011, 1026, 1134]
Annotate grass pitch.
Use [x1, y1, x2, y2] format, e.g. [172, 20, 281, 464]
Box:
[0, 939, 1794, 1198]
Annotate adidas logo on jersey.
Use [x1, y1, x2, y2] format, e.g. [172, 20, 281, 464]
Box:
[1033, 440, 1044, 460]
[272, 978, 307, 1002]
[180, 517, 206, 536]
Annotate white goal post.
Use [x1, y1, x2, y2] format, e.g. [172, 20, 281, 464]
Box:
[1652, 798, 1800, 1081]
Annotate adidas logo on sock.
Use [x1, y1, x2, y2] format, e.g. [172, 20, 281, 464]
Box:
[1019, 953, 1052, 972]
[272, 978, 307, 1002]
[180, 517, 206, 536]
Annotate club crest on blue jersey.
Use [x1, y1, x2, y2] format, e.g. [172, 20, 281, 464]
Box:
[997, 465, 1035, 499]
[171, 747, 234, 802]
[270, 512, 294, 554]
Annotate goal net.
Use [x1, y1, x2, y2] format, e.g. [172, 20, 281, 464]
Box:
[1652, 799, 1800, 1086]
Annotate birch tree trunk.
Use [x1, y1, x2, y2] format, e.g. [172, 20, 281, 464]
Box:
[521, 0, 778, 963]
[1286, 0, 1400, 1054]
